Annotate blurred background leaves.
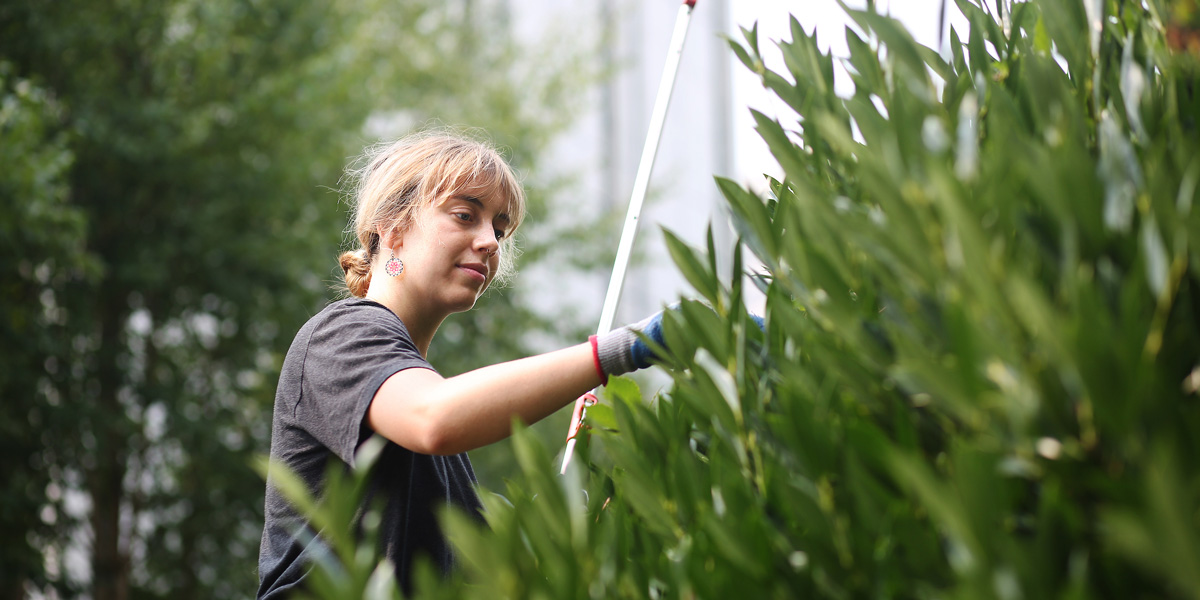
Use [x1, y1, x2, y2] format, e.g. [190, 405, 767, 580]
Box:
[0, 0, 600, 597]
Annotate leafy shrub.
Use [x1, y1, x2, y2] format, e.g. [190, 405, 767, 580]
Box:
[282, 1, 1200, 598]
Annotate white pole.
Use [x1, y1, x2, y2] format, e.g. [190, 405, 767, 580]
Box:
[561, 0, 698, 475]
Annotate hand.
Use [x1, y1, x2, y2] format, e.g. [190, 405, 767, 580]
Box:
[592, 311, 666, 379]
[592, 307, 765, 380]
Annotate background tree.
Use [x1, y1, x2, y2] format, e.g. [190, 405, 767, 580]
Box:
[0, 62, 96, 600]
[0, 0, 598, 598]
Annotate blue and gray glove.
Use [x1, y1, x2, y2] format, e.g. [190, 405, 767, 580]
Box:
[592, 311, 666, 379]
[590, 309, 764, 381]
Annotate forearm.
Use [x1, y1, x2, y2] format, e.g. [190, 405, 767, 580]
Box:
[369, 342, 602, 455]
[432, 343, 601, 452]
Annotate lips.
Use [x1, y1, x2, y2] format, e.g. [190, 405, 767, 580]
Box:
[458, 262, 488, 282]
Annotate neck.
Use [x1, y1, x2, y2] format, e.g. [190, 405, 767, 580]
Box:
[363, 281, 445, 359]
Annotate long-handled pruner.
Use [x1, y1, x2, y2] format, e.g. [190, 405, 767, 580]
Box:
[560, 0, 699, 475]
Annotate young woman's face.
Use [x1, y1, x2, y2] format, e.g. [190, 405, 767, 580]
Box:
[396, 187, 511, 314]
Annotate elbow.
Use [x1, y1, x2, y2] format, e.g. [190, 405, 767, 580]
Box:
[377, 422, 460, 456]
[416, 424, 463, 456]
[369, 401, 463, 456]
[409, 404, 468, 456]
[369, 370, 475, 455]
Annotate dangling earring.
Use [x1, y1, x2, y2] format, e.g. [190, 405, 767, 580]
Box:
[384, 250, 405, 278]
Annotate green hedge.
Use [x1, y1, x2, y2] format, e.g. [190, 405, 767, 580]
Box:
[275, 2, 1200, 598]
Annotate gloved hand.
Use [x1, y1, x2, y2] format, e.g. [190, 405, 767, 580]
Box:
[591, 311, 666, 380]
[590, 308, 765, 381]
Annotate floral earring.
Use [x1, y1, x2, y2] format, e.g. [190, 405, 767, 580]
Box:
[384, 249, 405, 278]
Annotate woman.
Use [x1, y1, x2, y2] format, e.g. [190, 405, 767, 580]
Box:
[257, 132, 664, 598]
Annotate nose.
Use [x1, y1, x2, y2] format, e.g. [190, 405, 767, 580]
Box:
[475, 225, 499, 258]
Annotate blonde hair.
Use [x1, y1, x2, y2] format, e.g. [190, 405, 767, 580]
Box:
[339, 131, 526, 297]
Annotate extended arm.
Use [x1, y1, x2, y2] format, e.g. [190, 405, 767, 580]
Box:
[367, 311, 670, 455]
[367, 342, 599, 455]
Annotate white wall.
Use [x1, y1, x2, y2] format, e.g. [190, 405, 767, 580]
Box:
[509, 0, 736, 336]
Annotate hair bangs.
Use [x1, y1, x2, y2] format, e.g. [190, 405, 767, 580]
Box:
[421, 144, 526, 234]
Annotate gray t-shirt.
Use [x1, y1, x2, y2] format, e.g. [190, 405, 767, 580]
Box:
[257, 298, 483, 599]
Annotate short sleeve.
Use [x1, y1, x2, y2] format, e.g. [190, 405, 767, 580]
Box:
[296, 300, 434, 464]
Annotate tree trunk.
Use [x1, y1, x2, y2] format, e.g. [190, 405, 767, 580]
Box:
[90, 291, 129, 600]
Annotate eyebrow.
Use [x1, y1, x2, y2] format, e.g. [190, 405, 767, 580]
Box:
[462, 195, 511, 225]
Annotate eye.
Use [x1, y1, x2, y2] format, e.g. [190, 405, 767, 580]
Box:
[494, 229, 506, 241]
[452, 211, 472, 223]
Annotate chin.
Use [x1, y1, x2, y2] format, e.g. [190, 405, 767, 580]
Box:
[443, 282, 490, 314]
[445, 295, 479, 314]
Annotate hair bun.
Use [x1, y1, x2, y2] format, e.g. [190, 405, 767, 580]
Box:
[339, 249, 372, 297]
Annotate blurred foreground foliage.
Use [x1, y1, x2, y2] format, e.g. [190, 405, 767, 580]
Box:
[0, 0, 596, 598]
[288, 0, 1200, 598]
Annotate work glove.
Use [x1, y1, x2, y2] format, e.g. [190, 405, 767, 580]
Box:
[592, 312, 666, 379]
[591, 309, 765, 380]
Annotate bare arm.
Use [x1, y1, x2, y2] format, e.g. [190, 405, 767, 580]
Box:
[366, 342, 601, 455]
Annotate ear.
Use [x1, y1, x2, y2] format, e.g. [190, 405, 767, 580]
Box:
[377, 223, 405, 251]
